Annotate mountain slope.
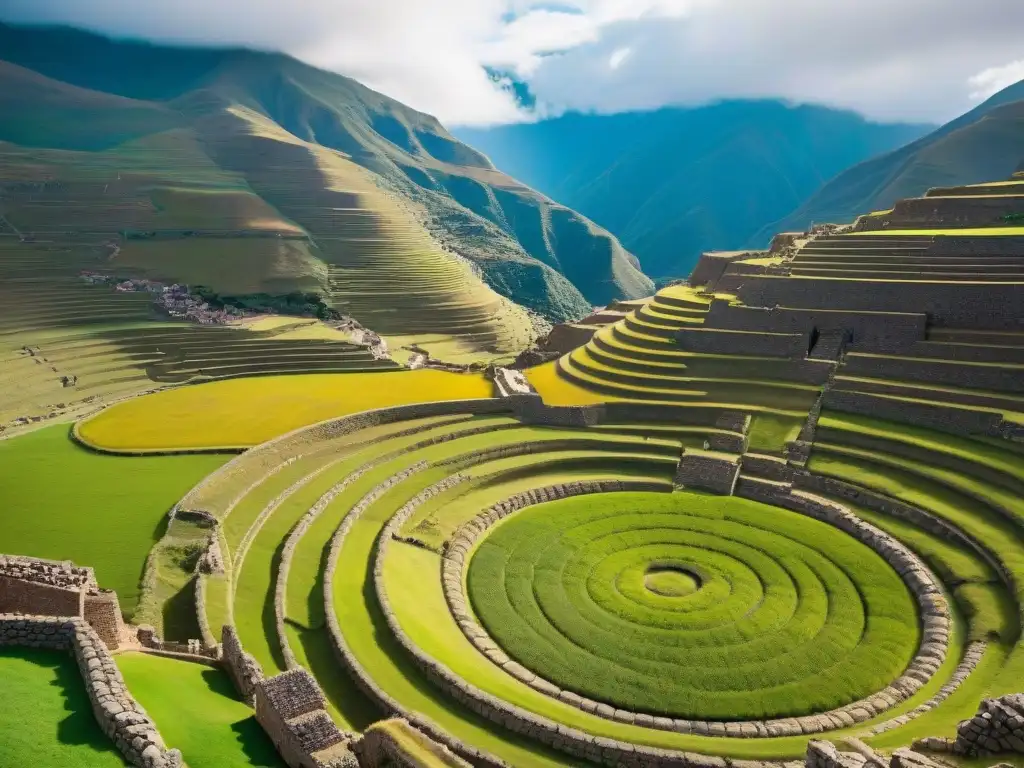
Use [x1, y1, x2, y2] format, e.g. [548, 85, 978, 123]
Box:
[0, 24, 652, 341]
[760, 79, 1024, 239]
[457, 102, 931, 277]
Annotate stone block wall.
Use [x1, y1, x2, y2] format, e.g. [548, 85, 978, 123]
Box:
[513, 399, 603, 427]
[674, 451, 741, 495]
[675, 327, 809, 358]
[83, 590, 125, 649]
[0, 571, 83, 616]
[823, 390, 1018, 443]
[543, 323, 598, 353]
[842, 353, 1024, 393]
[705, 301, 926, 348]
[254, 669, 349, 768]
[222, 623, 264, 705]
[688, 251, 755, 291]
[735, 277, 1024, 331]
[951, 694, 1024, 756]
[0, 614, 182, 768]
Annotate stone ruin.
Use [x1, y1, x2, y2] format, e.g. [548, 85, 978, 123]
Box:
[912, 695, 1024, 757]
[489, 366, 538, 399]
[0, 554, 124, 648]
[673, 450, 742, 495]
[254, 668, 356, 768]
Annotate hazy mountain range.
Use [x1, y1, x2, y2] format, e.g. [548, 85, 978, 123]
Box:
[458, 103, 933, 277]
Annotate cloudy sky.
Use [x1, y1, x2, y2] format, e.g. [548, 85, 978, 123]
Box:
[3, 0, 1024, 126]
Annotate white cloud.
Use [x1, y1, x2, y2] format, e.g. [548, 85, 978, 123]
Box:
[2, 0, 1024, 126]
[608, 47, 632, 70]
[968, 59, 1024, 101]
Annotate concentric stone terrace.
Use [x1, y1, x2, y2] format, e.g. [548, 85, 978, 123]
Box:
[462, 493, 920, 721]
[159, 391, 1020, 767]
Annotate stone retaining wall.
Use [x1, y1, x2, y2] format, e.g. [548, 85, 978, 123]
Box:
[274, 460, 428, 671]
[0, 614, 182, 768]
[674, 451, 741, 495]
[513, 398, 602, 427]
[869, 641, 987, 735]
[84, 590, 125, 649]
[688, 251, 755, 291]
[322, 466, 509, 768]
[674, 327, 809, 358]
[254, 668, 353, 768]
[0, 570, 83, 616]
[706, 301, 926, 348]
[792, 473, 1020, 589]
[0, 554, 125, 649]
[951, 694, 1024, 756]
[841, 354, 1024, 393]
[735, 277, 1024, 331]
[173, 399, 513, 521]
[823, 390, 1021, 443]
[222, 623, 264, 705]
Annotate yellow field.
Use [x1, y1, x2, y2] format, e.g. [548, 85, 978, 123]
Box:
[849, 227, 1024, 236]
[526, 361, 622, 405]
[76, 370, 494, 451]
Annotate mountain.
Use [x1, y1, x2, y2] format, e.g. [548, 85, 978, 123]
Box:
[457, 102, 931, 277]
[755, 80, 1024, 240]
[0, 24, 654, 343]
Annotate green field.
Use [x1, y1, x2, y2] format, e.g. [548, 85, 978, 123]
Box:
[468, 492, 919, 720]
[0, 647, 124, 768]
[0, 425, 228, 616]
[117, 653, 284, 768]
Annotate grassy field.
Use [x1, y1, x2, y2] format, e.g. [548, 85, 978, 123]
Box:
[468, 492, 919, 720]
[75, 370, 494, 451]
[0, 647, 124, 768]
[117, 653, 284, 768]
[0, 425, 227, 616]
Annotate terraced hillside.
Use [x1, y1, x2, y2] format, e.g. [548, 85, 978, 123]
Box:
[145, 383, 1022, 766]
[0, 22, 653, 330]
[4, 177, 1024, 767]
[0, 230, 401, 434]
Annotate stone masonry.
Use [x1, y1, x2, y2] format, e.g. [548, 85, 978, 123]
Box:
[254, 669, 353, 768]
[0, 554, 124, 648]
[950, 695, 1024, 757]
[673, 450, 741, 495]
[222, 623, 265, 705]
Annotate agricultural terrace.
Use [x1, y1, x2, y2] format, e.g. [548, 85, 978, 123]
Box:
[76, 369, 494, 451]
[0, 119, 537, 435]
[159, 389, 1020, 765]
[4, 175, 1024, 768]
